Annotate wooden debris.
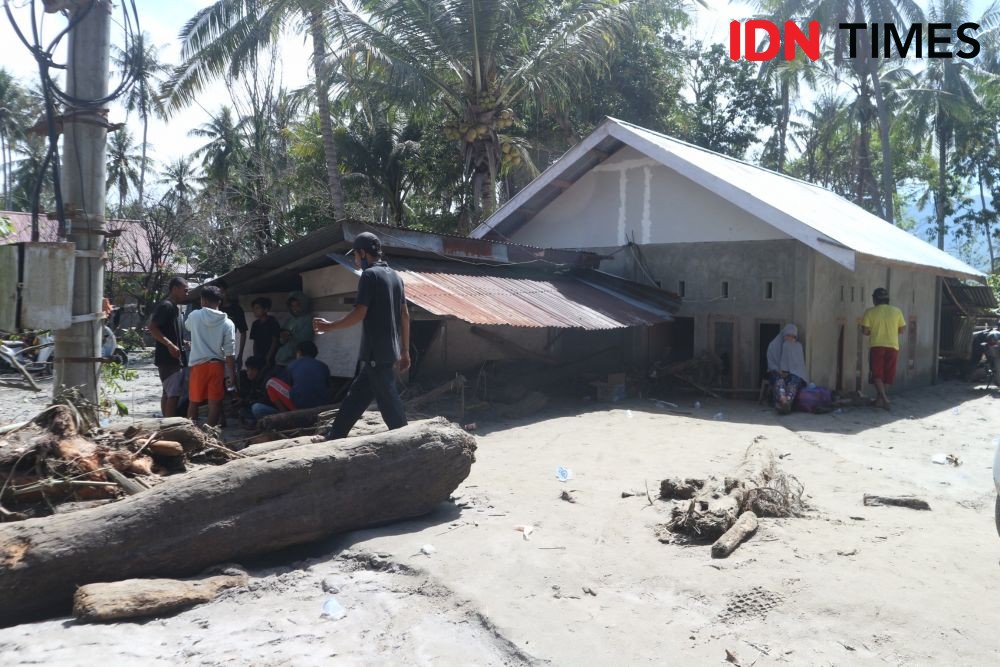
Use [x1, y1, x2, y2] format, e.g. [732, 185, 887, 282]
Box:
[147, 440, 184, 457]
[862, 494, 931, 511]
[659, 478, 706, 500]
[665, 443, 804, 540]
[256, 404, 339, 433]
[0, 418, 475, 625]
[106, 469, 144, 496]
[711, 511, 759, 558]
[73, 569, 249, 622]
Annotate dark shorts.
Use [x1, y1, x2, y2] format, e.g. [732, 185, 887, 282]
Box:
[869, 347, 899, 385]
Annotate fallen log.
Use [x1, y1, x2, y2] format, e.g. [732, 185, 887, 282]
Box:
[105, 417, 217, 454]
[73, 569, 249, 622]
[711, 511, 759, 558]
[0, 417, 475, 625]
[256, 404, 339, 432]
[862, 494, 931, 511]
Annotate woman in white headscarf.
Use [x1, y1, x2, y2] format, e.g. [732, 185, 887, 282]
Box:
[766, 324, 808, 414]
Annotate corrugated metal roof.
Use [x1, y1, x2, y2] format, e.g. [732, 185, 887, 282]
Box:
[473, 118, 984, 281]
[943, 278, 998, 314]
[391, 261, 676, 329]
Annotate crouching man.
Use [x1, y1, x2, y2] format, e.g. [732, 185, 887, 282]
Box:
[185, 285, 236, 426]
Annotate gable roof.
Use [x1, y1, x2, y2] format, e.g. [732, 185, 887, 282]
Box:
[472, 118, 983, 281]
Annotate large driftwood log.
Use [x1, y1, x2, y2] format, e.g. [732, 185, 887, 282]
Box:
[0, 418, 475, 625]
[73, 569, 249, 622]
[711, 511, 759, 558]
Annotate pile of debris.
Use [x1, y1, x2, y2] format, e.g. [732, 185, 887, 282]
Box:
[0, 407, 235, 521]
[655, 437, 807, 558]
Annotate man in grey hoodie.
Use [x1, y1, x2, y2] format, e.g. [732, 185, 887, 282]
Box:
[185, 285, 236, 426]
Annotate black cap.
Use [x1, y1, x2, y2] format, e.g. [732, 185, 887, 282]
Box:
[349, 231, 382, 256]
[872, 287, 889, 300]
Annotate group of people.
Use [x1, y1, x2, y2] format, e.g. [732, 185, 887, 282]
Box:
[766, 287, 907, 413]
[148, 232, 411, 441]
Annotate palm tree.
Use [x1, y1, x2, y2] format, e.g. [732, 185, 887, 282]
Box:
[755, 0, 925, 224]
[905, 0, 987, 249]
[0, 68, 33, 210]
[162, 0, 347, 219]
[335, 117, 421, 225]
[760, 56, 816, 173]
[114, 32, 170, 205]
[334, 0, 636, 224]
[158, 157, 200, 214]
[190, 106, 241, 189]
[105, 129, 144, 214]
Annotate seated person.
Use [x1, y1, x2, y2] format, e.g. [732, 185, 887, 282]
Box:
[766, 324, 808, 414]
[273, 328, 295, 369]
[253, 341, 330, 417]
[239, 356, 274, 423]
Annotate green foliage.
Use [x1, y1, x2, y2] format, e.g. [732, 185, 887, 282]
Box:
[100, 361, 138, 417]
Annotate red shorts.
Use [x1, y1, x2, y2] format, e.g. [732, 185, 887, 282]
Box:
[869, 347, 899, 385]
[189, 361, 225, 402]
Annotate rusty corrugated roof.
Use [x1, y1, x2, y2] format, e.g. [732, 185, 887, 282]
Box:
[395, 263, 676, 329]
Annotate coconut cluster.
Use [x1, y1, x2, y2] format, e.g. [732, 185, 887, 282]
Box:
[442, 104, 516, 143]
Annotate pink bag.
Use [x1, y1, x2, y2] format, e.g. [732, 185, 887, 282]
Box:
[795, 386, 832, 413]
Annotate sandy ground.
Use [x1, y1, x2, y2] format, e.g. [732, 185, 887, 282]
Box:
[2, 359, 1000, 665]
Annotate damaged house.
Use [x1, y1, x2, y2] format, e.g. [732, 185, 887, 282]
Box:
[214, 221, 680, 395]
[472, 118, 993, 393]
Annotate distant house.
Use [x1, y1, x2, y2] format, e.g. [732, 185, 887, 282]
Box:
[471, 118, 995, 393]
[214, 220, 680, 382]
[1, 210, 202, 327]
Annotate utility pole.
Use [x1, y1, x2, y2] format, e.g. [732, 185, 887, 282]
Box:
[51, 0, 111, 415]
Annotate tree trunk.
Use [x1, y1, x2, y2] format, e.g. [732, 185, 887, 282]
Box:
[138, 110, 149, 205]
[869, 62, 895, 224]
[0, 418, 475, 625]
[777, 79, 789, 173]
[937, 123, 948, 250]
[309, 9, 346, 220]
[979, 167, 994, 271]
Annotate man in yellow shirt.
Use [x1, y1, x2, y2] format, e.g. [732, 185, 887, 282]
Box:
[861, 287, 907, 411]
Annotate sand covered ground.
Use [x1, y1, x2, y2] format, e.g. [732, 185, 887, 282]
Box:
[1, 360, 999, 665]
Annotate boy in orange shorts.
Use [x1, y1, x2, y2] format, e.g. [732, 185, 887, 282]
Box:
[185, 285, 236, 426]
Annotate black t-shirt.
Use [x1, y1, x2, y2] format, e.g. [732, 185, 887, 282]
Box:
[356, 263, 405, 364]
[222, 301, 248, 335]
[150, 299, 183, 367]
[250, 315, 281, 364]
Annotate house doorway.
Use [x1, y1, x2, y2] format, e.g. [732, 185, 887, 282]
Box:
[757, 322, 781, 385]
[668, 317, 695, 362]
[711, 318, 738, 388]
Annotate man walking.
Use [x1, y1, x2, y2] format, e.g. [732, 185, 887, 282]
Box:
[313, 232, 410, 439]
[185, 285, 237, 426]
[147, 277, 188, 417]
[862, 287, 907, 411]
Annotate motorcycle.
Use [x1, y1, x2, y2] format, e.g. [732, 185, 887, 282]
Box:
[0, 327, 127, 375]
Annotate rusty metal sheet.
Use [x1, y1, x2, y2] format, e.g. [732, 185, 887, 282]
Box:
[397, 267, 673, 329]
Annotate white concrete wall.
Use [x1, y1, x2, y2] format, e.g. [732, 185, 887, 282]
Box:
[510, 146, 790, 249]
[805, 257, 938, 392]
